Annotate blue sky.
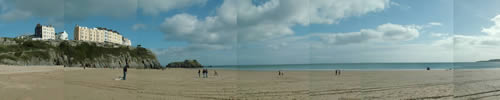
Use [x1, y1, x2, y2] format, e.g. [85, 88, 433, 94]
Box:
[1, 0, 500, 65]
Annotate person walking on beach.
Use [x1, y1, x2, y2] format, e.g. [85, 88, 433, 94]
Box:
[335, 69, 341, 76]
[123, 64, 128, 80]
[335, 70, 338, 76]
[202, 69, 208, 78]
[279, 70, 284, 76]
[214, 70, 218, 76]
[198, 69, 201, 78]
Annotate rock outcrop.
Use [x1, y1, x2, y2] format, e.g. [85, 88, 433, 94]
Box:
[0, 38, 162, 69]
[166, 60, 203, 68]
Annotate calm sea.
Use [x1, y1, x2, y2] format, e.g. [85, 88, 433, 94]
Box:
[206, 62, 500, 71]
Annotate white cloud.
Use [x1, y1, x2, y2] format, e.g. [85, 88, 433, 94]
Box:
[160, 0, 392, 49]
[308, 0, 390, 24]
[311, 44, 453, 63]
[390, 1, 400, 6]
[481, 15, 500, 37]
[428, 22, 442, 26]
[437, 15, 500, 48]
[131, 24, 146, 31]
[441, 35, 500, 62]
[0, 0, 7, 12]
[64, 0, 137, 21]
[160, 13, 236, 45]
[139, 0, 207, 15]
[0, 0, 208, 21]
[151, 46, 237, 65]
[430, 15, 500, 62]
[430, 32, 448, 38]
[0, 9, 31, 21]
[453, 35, 500, 47]
[64, 0, 208, 20]
[313, 23, 420, 45]
[0, 0, 63, 21]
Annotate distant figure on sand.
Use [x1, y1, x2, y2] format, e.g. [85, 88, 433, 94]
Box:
[426, 67, 430, 71]
[335, 69, 341, 76]
[278, 70, 284, 76]
[198, 69, 201, 78]
[202, 69, 208, 78]
[123, 64, 128, 80]
[214, 70, 218, 76]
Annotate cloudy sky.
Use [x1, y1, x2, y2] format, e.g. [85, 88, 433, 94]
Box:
[0, 0, 499, 65]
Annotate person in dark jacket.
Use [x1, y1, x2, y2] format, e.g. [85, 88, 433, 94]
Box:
[202, 69, 208, 78]
[198, 69, 201, 78]
[123, 64, 128, 80]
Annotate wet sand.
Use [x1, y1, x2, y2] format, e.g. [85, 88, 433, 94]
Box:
[2, 65, 500, 99]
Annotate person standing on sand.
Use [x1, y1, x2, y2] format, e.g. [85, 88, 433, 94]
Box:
[214, 70, 218, 76]
[205, 69, 208, 78]
[202, 69, 207, 78]
[198, 69, 201, 78]
[339, 69, 341, 75]
[335, 69, 341, 76]
[335, 70, 337, 76]
[123, 64, 128, 80]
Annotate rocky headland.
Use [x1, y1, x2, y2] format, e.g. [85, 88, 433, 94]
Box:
[0, 37, 162, 69]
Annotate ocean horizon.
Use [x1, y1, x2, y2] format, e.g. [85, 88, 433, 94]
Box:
[205, 62, 500, 71]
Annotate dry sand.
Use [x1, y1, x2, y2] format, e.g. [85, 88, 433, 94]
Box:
[2, 65, 500, 100]
[0, 65, 64, 100]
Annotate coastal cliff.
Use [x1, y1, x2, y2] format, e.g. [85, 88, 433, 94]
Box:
[0, 38, 162, 69]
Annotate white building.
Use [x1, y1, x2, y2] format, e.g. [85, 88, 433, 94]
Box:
[34, 24, 55, 40]
[74, 25, 131, 46]
[57, 31, 68, 40]
[16, 33, 34, 39]
[122, 38, 131, 46]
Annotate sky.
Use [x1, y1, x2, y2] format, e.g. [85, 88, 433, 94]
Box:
[0, 0, 499, 65]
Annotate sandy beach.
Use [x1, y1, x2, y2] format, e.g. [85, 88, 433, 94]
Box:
[2, 65, 500, 99]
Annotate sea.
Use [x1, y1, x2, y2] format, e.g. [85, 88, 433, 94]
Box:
[206, 62, 500, 71]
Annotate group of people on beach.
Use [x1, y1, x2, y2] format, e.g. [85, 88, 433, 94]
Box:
[278, 70, 284, 76]
[198, 69, 215, 78]
[335, 69, 341, 76]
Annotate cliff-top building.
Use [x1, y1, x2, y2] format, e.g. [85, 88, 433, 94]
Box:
[56, 31, 68, 40]
[34, 24, 55, 40]
[74, 25, 131, 46]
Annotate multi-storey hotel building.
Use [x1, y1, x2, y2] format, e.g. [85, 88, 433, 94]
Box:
[74, 25, 131, 46]
[34, 24, 56, 40]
